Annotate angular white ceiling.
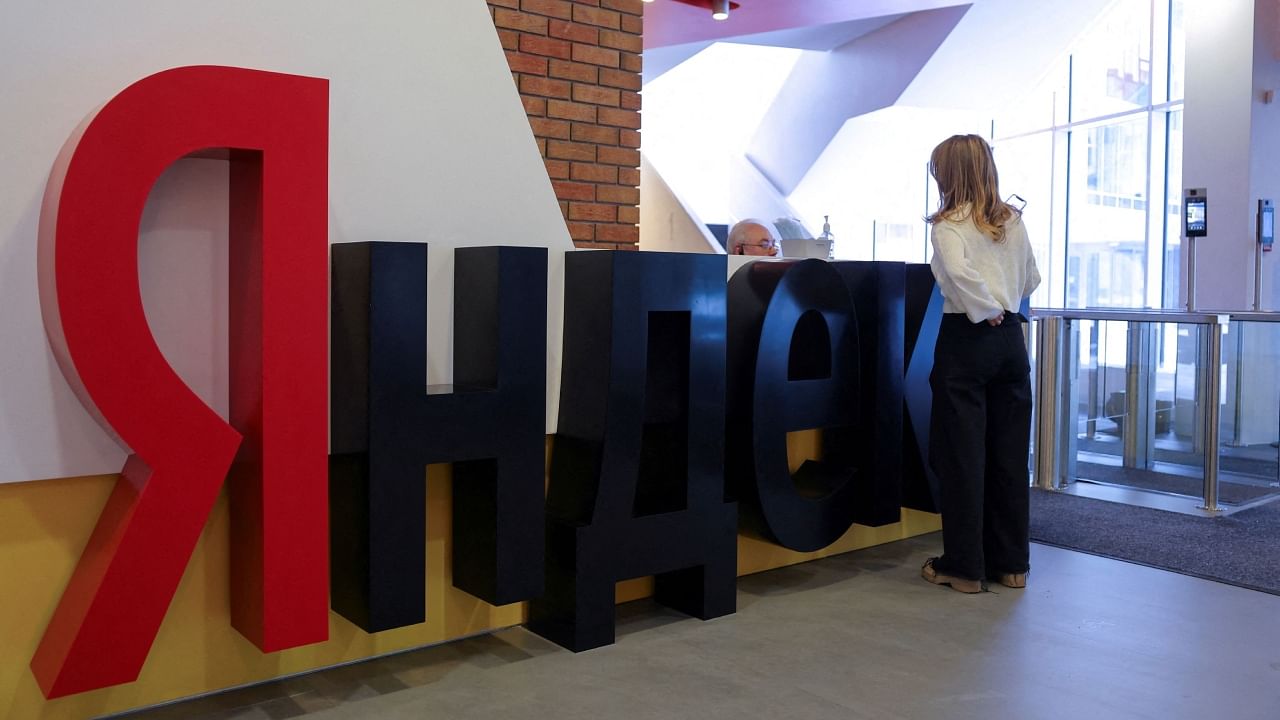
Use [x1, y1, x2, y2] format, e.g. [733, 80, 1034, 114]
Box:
[745, 5, 971, 195]
[644, 0, 1125, 203]
[643, 15, 910, 84]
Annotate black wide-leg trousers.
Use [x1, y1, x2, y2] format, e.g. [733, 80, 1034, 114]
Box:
[928, 312, 1033, 582]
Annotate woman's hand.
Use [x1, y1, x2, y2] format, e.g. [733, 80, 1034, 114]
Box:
[986, 312, 1004, 327]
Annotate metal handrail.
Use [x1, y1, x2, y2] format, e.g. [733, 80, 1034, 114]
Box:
[1032, 307, 1280, 324]
[1031, 308, 1221, 324]
[1213, 310, 1280, 323]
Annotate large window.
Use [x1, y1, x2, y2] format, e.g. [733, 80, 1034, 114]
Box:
[992, 0, 1185, 309]
[1067, 115, 1151, 309]
[1069, 0, 1152, 119]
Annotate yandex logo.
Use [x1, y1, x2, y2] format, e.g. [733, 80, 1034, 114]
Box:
[34, 66, 330, 699]
[32, 65, 945, 700]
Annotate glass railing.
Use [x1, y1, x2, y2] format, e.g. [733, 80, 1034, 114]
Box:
[1030, 309, 1280, 512]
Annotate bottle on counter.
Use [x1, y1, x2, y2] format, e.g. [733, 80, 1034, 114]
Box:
[820, 215, 835, 260]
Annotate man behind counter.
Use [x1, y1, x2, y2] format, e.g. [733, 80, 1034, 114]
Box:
[726, 219, 781, 257]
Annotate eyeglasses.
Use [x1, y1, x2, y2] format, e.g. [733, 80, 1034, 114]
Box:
[1008, 194, 1027, 212]
[737, 239, 778, 255]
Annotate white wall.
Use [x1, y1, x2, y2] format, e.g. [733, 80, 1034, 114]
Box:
[1182, 0, 1256, 310]
[1252, 0, 1280, 310]
[639, 155, 722, 253]
[0, 1, 574, 484]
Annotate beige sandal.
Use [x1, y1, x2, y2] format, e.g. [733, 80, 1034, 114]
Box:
[994, 572, 1027, 589]
[921, 558, 983, 593]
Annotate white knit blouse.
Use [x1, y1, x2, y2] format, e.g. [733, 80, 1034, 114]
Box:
[929, 211, 1041, 323]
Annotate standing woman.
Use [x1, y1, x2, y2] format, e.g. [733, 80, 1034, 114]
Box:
[922, 134, 1041, 594]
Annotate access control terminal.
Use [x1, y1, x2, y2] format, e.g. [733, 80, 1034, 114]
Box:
[1184, 188, 1207, 238]
[1259, 199, 1273, 252]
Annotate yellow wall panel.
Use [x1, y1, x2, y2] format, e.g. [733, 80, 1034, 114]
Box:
[0, 467, 523, 720]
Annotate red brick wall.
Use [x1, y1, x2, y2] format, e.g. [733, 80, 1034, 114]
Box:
[488, 0, 643, 249]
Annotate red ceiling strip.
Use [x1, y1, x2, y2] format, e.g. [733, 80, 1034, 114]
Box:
[670, 0, 743, 9]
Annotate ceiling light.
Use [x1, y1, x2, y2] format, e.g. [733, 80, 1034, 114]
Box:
[670, 0, 741, 18]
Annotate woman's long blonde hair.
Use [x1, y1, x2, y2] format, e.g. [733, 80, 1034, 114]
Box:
[926, 134, 1019, 242]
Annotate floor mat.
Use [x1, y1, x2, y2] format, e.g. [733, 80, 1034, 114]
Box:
[1029, 488, 1280, 595]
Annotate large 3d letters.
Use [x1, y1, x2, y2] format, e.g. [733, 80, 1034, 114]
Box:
[330, 243, 547, 632]
[529, 251, 737, 651]
[32, 66, 329, 697]
[727, 259, 864, 551]
[903, 265, 944, 512]
[832, 262, 906, 527]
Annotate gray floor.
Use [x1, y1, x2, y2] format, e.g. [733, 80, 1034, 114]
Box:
[119, 534, 1280, 720]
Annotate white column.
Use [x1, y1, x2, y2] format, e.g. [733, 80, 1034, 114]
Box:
[1181, 0, 1256, 310]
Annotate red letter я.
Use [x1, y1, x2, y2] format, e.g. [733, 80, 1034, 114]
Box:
[31, 66, 330, 698]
